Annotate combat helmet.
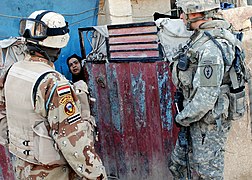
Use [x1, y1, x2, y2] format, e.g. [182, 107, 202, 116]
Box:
[176, 0, 220, 30]
[176, 0, 220, 15]
[19, 10, 69, 48]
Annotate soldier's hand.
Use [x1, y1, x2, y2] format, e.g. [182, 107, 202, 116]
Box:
[175, 115, 190, 127]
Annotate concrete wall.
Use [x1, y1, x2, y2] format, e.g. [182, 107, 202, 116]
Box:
[97, 0, 249, 25]
[131, 0, 171, 22]
[98, 0, 133, 25]
[98, 0, 171, 25]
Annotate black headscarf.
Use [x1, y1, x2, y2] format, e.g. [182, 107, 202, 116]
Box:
[66, 54, 87, 83]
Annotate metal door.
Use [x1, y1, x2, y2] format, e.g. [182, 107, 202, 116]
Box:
[79, 22, 179, 180]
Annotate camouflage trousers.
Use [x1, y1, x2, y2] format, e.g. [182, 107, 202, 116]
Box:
[169, 120, 232, 180]
[11, 155, 83, 180]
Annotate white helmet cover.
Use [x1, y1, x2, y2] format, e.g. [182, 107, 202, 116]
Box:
[20, 10, 70, 48]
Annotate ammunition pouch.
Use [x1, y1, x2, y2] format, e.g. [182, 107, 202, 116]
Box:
[228, 87, 246, 120]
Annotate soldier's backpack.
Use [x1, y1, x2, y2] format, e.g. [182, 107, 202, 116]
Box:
[204, 30, 250, 121]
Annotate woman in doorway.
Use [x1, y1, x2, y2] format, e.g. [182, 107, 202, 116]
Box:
[66, 54, 87, 83]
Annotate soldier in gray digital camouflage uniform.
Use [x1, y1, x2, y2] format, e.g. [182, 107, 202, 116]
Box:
[1, 10, 107, 179]
[168, 0, 247, 179]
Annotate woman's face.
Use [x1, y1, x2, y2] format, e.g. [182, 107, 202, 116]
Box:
[68, 58, 81, 75]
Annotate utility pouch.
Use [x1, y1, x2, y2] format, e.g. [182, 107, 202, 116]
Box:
[177, 53, 189, 71]
[228, 87, 246, 120]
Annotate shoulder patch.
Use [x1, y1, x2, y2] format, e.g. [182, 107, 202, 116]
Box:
[64, 101, 75, 116]
[57, 84, 71, 97]
[199, 64, 219, 87]
[203, 65, 213, 79]
[59, 94, 74, 105]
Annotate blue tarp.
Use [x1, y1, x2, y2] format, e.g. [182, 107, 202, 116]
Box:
[220, 2, 235, 10]
[0, 0, 99, 80]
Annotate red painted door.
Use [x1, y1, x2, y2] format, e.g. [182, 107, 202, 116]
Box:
[84, 61, 178, 180]
[0, 145, 14, 180]
[78, 21, 179, 180]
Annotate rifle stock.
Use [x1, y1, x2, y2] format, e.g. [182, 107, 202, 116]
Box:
[179, 127, 191, 180]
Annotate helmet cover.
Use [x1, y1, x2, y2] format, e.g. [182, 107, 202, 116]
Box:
[20, 10, 69, 48]
[176, 0, 220, 14]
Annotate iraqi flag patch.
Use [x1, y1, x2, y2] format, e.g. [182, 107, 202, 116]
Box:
[57, 84, 71, 96]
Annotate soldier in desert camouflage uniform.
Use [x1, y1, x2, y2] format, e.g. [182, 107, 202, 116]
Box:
[168, 0, 246, 179]
[2, 10, 107, 179]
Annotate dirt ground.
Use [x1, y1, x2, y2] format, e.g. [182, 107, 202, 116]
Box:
[222, 28, 252, 179]
[223, 21, 252, 179]
[224, 107, 252, 179]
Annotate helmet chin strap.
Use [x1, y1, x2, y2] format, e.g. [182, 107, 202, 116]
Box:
[186, 16, 206, 31]
[27, 43, 61, 63]
[39, 46, 61, 62]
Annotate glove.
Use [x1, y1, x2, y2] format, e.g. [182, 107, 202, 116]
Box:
[174, 113, 183, 128]
[175, 114, 190, 127]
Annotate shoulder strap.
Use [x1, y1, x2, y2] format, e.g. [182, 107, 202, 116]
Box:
[32, 71, 56, 107]
[204, 31, 241, 89]
[204, 31, 231, 66]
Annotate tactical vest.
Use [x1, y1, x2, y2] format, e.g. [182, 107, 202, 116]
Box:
[173, 28, 249, 121]
[203, 29, 249, 120]
[5, 57, 66, 165]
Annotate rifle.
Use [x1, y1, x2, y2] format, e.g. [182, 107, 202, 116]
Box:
[234, 32, 244, 75]
[174, 89, 192, 180]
